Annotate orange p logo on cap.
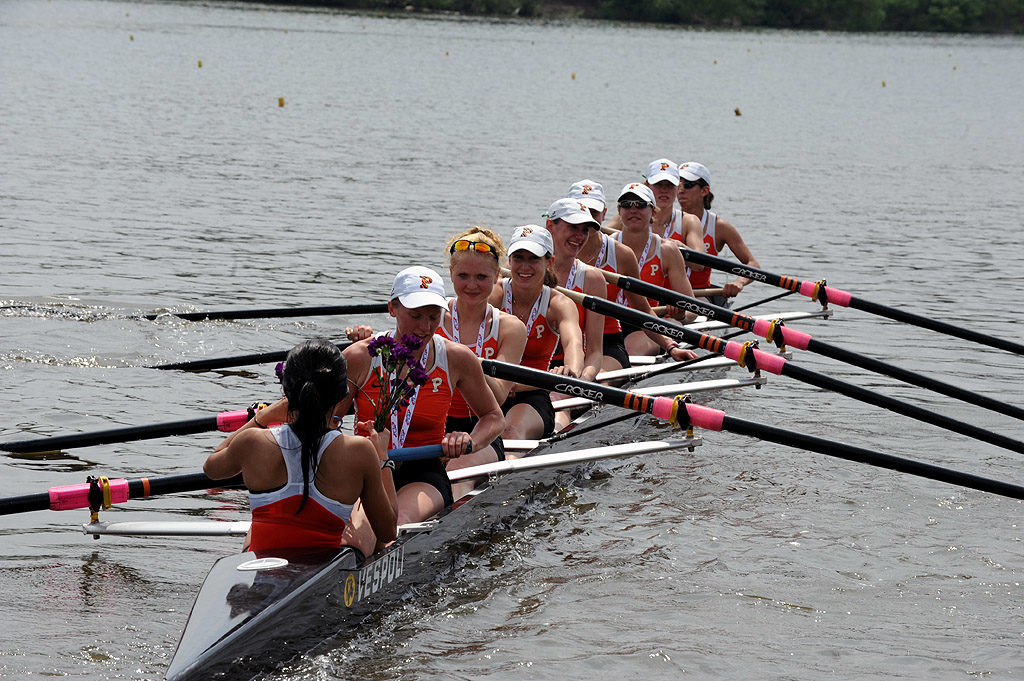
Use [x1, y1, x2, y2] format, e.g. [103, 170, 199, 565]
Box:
[419, 276, 432, 289]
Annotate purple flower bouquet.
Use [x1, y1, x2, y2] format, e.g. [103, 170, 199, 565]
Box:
[364, 334, 431, 432]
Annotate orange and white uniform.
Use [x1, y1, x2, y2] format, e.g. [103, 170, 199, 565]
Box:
[660, 207, 685, 244]
[552, 258, 589, 362]
[591, 233, 624, 334]
[437, 301, 499, 418]
[500, 279, 559, 372]
[616, 232, 668, 308]
[354, 334, 453, 449]
[687, 210, 718, 290]
[248, 426, 353, 552]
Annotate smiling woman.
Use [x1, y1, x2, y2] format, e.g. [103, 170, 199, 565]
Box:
[438, 228, 526, 496]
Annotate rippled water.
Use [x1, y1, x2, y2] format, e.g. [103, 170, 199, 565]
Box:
[2, 1, 1023, 679]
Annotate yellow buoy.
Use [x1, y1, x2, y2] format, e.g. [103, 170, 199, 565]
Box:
[713, 59, 717, 64]
[446, 50, 449, 55]
[734, 107, 741, 116]
[130, 35, 133, 41]
[278, 97, 285, 107]
[572, 73, 575, 80]
[882, 80, 886, 87]
[198, 60, 202, 68]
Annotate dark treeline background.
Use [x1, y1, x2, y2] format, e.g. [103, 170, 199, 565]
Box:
[286, 0, 1024, 32]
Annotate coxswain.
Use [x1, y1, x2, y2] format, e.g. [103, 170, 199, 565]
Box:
[204, 339, 398, 560]
[677, 161, 761, 305]
[438, 228, 527, 497]
[489, 225, 584, 448]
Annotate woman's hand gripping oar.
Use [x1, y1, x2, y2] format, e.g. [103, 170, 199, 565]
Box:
[479, 359, 1024, 501]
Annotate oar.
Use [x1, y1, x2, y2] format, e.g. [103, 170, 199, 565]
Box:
[0, 405, 264, 454]
[554, 288, 1024, 456]
[679, 247, 1024, 357]
[479, 360, 1024, 501]
[149, 341, 353, 371]
[600, 270, 1024, 422]
[0, 445, 446, 516]
[141, 302, 388, 322]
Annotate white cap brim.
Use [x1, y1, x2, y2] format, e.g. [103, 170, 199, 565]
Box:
[396, 291, 447, 309]
[646, 172, 679, 185]
[560, 213, 599, 227]
[679, 169, 702, 182]
[509, 242, 549, 257]
[577, 196, 605, 211]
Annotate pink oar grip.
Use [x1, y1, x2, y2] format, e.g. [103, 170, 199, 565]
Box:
[721, 342, 786, 375]
[684, 403, 725, 431]
[752, 318, 812, 350]
[217, 410, 250, 432]
[651, 396, 675, 420]
[798, 281, 852, 307]
[49, 478, 129, 511]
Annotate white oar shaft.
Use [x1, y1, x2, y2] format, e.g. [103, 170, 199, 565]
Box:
[447, 438, 701, 482]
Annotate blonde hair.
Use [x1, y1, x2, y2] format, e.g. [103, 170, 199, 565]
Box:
[444, 226, 506, 270]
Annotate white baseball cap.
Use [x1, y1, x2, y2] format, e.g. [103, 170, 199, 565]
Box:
[678, 161, 711, 186]
[567, 180, 606, 211]
[644, 158, 680, 186]
[545, 198, 600, 228]
[617, 182, 657, 206]
[390, 266, 447, 309]
[508, 225, 554, 257]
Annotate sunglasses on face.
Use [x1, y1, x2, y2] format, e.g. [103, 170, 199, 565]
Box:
[618, 200, 651, 210]
[450, 240, 498, 257]
[680, 180, 700, 190]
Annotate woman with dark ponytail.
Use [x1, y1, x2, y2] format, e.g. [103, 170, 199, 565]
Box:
[205, 339, 397, 559]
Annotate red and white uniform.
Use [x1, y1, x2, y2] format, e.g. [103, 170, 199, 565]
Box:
[591, 232, 624, 334]
[687, 210, 718, 290]
[355, 334, 453, 448]
[660, 207, 685, 244]
[501, 279, 559, 372]
[616, 232, 668, 308]
[248, 426, 353, 552]
[437, 301, 499, 418]
[552, 258, 589, 361]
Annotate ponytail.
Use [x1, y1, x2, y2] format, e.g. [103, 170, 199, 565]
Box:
[280, 340, 348, 512]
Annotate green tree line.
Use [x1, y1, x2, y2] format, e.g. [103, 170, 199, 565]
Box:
[292, 0, 1024, 32]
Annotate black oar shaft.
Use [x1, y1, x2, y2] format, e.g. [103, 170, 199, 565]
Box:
[151, 341, 353, 371]
[572, 292, 1024, 455]
[608, 274, 1024, 422]
[805, 337, 1024, 421]
[721, 415, 1024, 500]
[0, 416, 220, 454]
[680, 248, 1024, 357]
[142, 303, 388, 322]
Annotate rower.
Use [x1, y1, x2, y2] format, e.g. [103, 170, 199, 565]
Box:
[544, 198, 607, 383]
[489, 225, 584, 449]
[203, 339, 398, 560]
[572, 179, 696, 368]
[613, 183, 699, 357]
[338, 267, 504, 527]
[677, 161, 761, 305]
[438, 228, 527, 497]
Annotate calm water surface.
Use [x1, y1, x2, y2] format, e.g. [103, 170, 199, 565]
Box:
[1, 1, 1022, 679]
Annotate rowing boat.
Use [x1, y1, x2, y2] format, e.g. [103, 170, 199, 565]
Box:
[160, 304, 835, 679]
